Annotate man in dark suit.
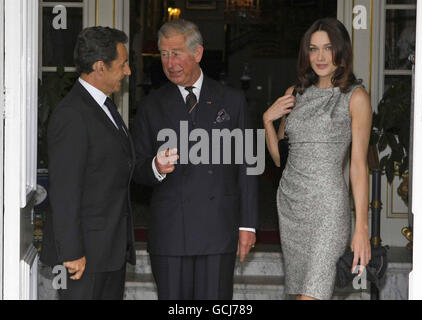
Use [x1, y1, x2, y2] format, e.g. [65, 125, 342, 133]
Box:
[133, 19, 258, 300]
[40, 27, 136, 300]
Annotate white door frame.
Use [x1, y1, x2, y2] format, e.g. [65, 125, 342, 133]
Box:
[410, 0, 422, 300]
[3, 0, 38, 300]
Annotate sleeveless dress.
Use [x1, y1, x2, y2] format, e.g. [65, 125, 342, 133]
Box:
[276, 84, 362, 300]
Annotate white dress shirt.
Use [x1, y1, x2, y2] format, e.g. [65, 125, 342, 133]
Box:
[152, 70, 204, 181]
[176, 70, 204, 105]
[78, 78, 119, 129]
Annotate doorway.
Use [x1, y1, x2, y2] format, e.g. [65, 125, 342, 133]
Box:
[128, 0, 338, 244]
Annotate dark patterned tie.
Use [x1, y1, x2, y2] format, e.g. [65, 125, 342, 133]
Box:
[185, 86, 198, 114]
[104, 97, 128, 136]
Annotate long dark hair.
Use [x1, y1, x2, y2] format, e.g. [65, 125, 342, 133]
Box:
[296, 18, 361, 94]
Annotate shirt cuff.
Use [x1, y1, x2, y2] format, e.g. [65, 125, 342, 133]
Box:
[239, 227, 256, 233]
[152, 157, 166, 182]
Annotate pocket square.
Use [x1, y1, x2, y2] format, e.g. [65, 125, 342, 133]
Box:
[215, 109, 231, 124]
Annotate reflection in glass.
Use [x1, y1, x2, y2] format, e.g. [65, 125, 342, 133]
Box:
[385, 75, 411, 92]
[385, 10, 416, 70]
[42, 7, 83, 67]
[386, 0, 416, 4]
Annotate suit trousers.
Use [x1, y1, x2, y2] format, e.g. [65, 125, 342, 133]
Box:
[150, 253, 237, 300]
[58, 264, 126, 300]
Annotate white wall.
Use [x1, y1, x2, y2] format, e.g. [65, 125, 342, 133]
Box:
[3, 0, 38, 300]
[347, 0, 411, 247]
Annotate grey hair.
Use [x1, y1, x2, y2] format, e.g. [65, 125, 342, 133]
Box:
[158, 19, 203, 53]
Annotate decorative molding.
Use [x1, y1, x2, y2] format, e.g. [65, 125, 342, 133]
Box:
[386, 4, 416, 10]
[42, 66, 77, 73]
[385, 70, 413, 76]
[113, 0, 116, 28]
[410, 1, 422, 300]
[94, 0, 118, 28]
[386, 178, 409, 219]
[41, 2, 83, 8]
[20, 245, 39, 300]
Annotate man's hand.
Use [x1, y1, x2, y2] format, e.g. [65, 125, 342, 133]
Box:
[155, 148, 179, 175]
[63, 257, 86, 280]
[237, 231, 256, 263]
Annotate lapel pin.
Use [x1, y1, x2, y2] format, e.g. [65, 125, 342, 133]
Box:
[207, 101, 212, 105]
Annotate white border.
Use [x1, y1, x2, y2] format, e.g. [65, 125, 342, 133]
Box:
[0, 0, 5, 301]
[410, 0, 422, 301]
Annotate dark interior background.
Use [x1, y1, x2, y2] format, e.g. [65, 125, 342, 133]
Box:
[128, 0, 338, 238]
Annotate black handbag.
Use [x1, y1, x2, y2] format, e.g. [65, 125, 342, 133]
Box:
[279, 88, 297, 172]
[335, 245, 389, 289]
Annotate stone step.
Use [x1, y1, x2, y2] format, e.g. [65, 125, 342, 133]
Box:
[124, 272, 369, 300]
[127, 243, 369, 300]
[128, 243, 284, 277]
[124, 273, 287, 300]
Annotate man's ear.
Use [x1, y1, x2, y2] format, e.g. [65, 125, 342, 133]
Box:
[194, 45, 204, 64]
[93, 61, 105, 75]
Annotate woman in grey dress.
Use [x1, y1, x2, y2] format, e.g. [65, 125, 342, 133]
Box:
[263, 18, 372, 300]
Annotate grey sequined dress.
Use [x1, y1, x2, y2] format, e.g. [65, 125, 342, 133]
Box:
[276, 84, 362, 300]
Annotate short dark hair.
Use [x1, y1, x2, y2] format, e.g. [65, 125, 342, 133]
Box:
[297, 18, 361, 94]
[74, 26, 128, 74]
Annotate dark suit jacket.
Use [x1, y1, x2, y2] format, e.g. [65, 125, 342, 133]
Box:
[133, 76, 258, 256]
[40, 81, 136, 273]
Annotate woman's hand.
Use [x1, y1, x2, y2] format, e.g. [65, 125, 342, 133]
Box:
[350, 227, 371, 275]
[263, 95, 296, 124]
